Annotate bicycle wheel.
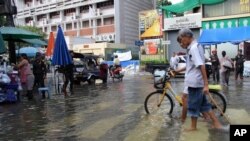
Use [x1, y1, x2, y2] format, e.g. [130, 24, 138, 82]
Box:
[208, 91, 227, 116]
[144, 91, 174, 115]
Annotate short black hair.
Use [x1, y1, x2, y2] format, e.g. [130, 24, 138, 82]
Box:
[222, 51, 226, 57]
[20, 53, 28, 59]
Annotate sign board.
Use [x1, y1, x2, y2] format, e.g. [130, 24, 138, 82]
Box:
[164, 13, 202, 31]
[135, 40, 144, 46]
[162, 40, 171, 45]
[139, 10, 163, 38]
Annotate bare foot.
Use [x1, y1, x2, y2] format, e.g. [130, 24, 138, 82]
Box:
[184, 128, 197, 132]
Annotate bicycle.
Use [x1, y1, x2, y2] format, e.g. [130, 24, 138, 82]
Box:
[144, 68, 227, 117]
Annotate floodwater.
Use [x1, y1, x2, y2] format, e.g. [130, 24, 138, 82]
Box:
[0, 74, 250, 141]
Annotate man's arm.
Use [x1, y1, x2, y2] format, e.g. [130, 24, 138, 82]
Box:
[234, 56, 237, 68]
[175, 67, 186, 73]
[200, 65, 209, 94]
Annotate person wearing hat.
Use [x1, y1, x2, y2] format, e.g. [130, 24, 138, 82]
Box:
[210, 50, 220, 84]
[33, 52, 47, 98]
[234, 49, 245, 80]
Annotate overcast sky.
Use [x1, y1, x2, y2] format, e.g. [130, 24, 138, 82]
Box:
[169, 0, 183, 4]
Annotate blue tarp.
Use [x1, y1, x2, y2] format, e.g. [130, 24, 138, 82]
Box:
[199, 26, 250, 45]
[105, 60, 140, 68]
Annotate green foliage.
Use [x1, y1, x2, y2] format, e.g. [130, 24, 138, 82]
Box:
[140, 59, 169, 65]
[157, 0, 172, 8]
[17, 25, 47, 39]
[0, 16, 6, 26]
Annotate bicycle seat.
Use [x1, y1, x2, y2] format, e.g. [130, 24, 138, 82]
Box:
[208, 84, 222, 90]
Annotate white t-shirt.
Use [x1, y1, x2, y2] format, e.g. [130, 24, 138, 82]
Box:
[114, 58, 120, 66]
[184, 40, 205, 88]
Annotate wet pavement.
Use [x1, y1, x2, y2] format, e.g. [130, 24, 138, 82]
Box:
[0, 73, 250, 141]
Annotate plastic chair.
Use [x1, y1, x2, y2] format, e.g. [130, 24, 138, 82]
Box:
[38, 77, 53, 99]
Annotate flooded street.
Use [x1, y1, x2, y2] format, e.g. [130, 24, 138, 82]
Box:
[0, 74, 250, 141]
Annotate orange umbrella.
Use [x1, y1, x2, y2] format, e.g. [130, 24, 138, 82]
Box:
[45, 32, 55, 56]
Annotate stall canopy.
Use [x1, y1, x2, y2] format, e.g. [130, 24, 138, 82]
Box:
[161, 0, 225, 14]
[21, 38, 47, 46]
[199, 26, 250, 45]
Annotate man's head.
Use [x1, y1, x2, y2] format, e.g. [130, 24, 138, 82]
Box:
[173, 52, 176, 57]
[212, 50, 217, 55]
[36, 52, 42, 60]
[238, 49, 243, 55]
[114, 55, 118, 58]
[177, 28, 194, 49]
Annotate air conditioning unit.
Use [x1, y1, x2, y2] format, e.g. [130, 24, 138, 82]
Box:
[95, 36, 102, 41]
[109, 34, 115, 41]
[75, 15, 80, 19]
[102, 35, 109, 41]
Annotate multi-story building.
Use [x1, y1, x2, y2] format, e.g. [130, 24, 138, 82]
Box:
[14, 0, 154, 46]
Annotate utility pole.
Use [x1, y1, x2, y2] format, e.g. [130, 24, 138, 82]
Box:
[0, 0, 17, 64]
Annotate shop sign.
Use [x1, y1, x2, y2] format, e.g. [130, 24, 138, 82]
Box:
[202, 17, 250, 29]
[164, 13, 202, 31]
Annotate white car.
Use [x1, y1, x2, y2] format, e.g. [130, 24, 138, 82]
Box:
[175, 55, 186, 75]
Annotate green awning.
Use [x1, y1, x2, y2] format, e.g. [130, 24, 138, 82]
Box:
[0, 32, 6, 54]
[0, 26, 41, 40]
[162, 0, 225, 14]
[21, 38, 47, 46]
[200, 0, 226, 5]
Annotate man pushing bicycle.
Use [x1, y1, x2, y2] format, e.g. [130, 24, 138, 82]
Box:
[174, 28, 227, 131]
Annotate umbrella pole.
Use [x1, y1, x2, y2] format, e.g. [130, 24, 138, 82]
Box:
[18, 42, 20, 58]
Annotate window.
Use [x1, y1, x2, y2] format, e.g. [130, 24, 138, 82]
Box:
[25, 17, 33, 23]
[51, 26, 57, 31]
[50, 12, 60, 19]
[66, 23, 72, 30]
[97, 19, 102, 26]
[74, 22, 77, 29]
[24, 0, 32, 4]
[37, 14, 46, 21]
[104, 17, 114, 25]
[203, 0, 250, 18]
[64, 8, 76, 16]
[80, 5, 90, 13]
[44, 27, 47, 32]
[82, 21, 89, 28]
[97, 0, 114, 9]
[91, 20, 93, 27]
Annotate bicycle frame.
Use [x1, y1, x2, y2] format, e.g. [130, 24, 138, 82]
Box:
[158, 80, 183, 107]
[156, 69, 222, 108]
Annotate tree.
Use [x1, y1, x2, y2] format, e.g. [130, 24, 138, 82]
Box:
[157, 0, 172, 8]
[17, 25, 47, 39]
[0, 15, 6, 26]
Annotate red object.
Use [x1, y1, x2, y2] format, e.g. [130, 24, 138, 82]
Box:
[99, 64, 108, 78]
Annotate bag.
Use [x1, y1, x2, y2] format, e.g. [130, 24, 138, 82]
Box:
[0, 74, 11, 83]
[222, 60, 232, 69]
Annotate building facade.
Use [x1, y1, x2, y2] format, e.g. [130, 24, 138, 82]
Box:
[202, 0, 250, 59]
[14, 0, 154, 45]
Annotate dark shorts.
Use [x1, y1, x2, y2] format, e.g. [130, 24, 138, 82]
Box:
[187, 87, 211, 117]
